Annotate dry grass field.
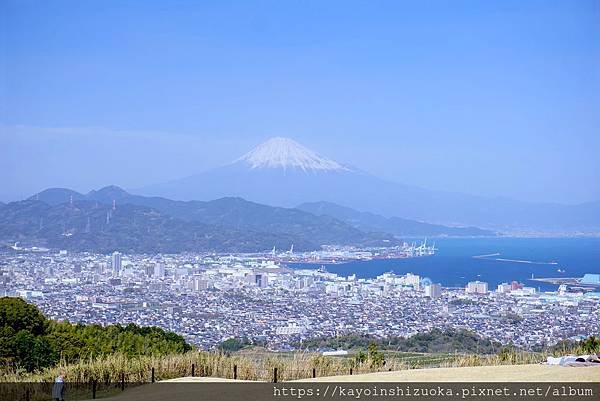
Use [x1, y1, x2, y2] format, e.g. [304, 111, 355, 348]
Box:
[294, 364, 600, 382]
[163, 363, 600, 383]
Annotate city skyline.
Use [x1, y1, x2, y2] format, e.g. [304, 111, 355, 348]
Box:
[5, 247, 599, 351]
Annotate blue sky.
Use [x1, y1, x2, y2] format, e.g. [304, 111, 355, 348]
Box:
[1, 0, 599, 204]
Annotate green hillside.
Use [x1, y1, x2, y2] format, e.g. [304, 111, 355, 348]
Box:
[0, 297, 191, 372]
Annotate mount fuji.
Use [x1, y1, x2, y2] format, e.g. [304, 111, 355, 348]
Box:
[142, 137, 371, 210]
[234, 137, 350, 172]
[141, 137, 600, 232]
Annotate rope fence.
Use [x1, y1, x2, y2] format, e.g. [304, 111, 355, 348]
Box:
[8, 353, 476, 400]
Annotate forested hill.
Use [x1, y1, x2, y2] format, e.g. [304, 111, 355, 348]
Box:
[0, 186, 398, 253]
[0, 297, 191, 372]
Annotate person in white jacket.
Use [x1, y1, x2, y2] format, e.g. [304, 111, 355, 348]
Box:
[52, 371, 66, 401]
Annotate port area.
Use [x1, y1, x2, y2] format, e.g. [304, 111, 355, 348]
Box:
[272, 241, 436, 265]
[529, 277, 600, 288]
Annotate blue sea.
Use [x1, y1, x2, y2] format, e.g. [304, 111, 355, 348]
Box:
[290, 238, 600, 292]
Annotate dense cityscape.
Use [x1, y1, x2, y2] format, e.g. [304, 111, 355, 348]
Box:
[2, 248, 599, 351]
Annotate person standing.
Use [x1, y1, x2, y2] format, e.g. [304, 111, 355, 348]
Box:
[52, 371, 66, 401]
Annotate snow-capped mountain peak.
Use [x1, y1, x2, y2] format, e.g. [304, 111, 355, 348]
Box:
[234, 137, 351, 172]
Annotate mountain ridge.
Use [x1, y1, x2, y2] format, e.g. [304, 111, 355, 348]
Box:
[0, 199, 313, 253]
[27, 186, 492, 238]
[3, 186, 398, 252]
[140, 137, 600, 232]
[297, 201, 495, 237]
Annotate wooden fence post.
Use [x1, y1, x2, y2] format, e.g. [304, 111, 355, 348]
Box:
[191, 363, 195, 377]
[312, 368, 316, 378]
[349, 368, 353, 375]
[151, 367, 155, 383]
[120, 372, 125, 391]
[92, 379, 97, 399]
[233, 365, 237, 380]
[273, 367, 278, 383]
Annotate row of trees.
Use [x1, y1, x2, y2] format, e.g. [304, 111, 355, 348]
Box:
[0, 297, 191, 372]
[299, 328, 502, 354]
[547, 336, 600, 354]
[354, 343, 386, 367]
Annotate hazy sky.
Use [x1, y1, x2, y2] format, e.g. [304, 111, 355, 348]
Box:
[1, 1, 599, 204]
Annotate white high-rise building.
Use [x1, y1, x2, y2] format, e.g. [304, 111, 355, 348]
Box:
[155, 263, 166, 278]
[111, 251, 121, 277]
[497, 283, 512, 293]
[424, 283, 442, 299]
[404, 273, 420, 290]
[466, 281, 488, 294]
[193, 276, 208, 291]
